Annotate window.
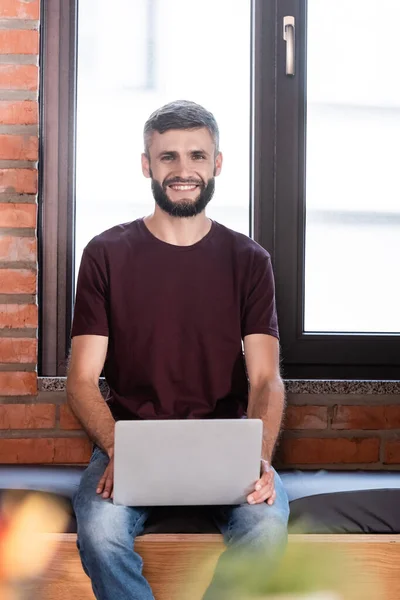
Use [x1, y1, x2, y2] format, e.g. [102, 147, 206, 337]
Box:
[39, 0, 400, 378]
[270, 0, 400, 377]
[75, 0, 251, 273]
[305, 0, 400, 333]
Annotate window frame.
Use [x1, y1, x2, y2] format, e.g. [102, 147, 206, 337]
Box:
[38, 0, 77, 376]
[260, 0, 400, 379]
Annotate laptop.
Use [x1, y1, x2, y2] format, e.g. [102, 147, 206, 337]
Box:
[113, 419, 263, 506]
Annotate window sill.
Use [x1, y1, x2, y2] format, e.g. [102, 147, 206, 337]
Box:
[38, 378, 400, 395]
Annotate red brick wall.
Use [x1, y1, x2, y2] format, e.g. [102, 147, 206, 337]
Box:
[0, 6, 39, 391]
[0, 1, 398, 469]
[0, 1, 91, 465]
[276, 394, 400, 470]
[2, 382, 396, 469]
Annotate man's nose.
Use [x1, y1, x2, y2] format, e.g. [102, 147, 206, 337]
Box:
[175, 159, 193, 180]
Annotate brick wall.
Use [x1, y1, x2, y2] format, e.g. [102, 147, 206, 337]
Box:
[276, 393, 400, 470]
[0, 382, 92, 464]
[0, 1, 91, 464]
[3, 381, 397, 469]
[0, 1, 399, 469]
[0, 2, 40, 421]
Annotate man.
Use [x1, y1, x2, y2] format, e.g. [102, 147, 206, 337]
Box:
[67, 100, 289, 600]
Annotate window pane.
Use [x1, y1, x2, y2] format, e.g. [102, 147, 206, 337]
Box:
[304, 0, 400, 333]
[75, 0, 251, 275]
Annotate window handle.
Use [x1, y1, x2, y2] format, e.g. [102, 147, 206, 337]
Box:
[283, 16, 295, 76]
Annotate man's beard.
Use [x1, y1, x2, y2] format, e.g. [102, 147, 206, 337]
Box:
[150, 173, 215, 218]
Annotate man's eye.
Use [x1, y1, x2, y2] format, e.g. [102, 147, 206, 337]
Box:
[193, 154, 205, 160]
[161, 155, 174, 161]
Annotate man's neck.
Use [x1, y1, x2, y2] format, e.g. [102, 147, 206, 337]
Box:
[144, 210, 212, 247]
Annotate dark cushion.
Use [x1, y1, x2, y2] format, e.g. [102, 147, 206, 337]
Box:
[144, 506, 219, 534]
[280, 469, 400, 502]
[1, 466, 400, 535]
[289, 489, 400, 534]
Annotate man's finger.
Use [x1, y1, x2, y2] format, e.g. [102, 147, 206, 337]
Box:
[257, 484, 274, 502]
[248, 483, 273, 504]
[254, 470, 274, 492]
[97, 464, 111, 493]
[96, 474, 106, 494]
[257, 486, 276, 505]
[102, 476, 113, 499]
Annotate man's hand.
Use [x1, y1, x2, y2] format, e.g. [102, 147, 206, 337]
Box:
[247, 460, 276, 506]
[96, 454, 114, 499]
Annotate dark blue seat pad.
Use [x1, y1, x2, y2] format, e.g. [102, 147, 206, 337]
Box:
[1, 466, 400, 534]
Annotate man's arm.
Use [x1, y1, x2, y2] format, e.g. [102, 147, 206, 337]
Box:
[66, 334, 115, 459]
[243, 333, 284, 506]
[244, 333, 285, 463]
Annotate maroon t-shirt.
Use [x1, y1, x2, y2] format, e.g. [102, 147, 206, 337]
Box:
[71, 218, 279, 421]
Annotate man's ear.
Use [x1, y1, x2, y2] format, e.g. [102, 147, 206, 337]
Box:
[214, 152, 223, 177]
[141, 153, 151, 178]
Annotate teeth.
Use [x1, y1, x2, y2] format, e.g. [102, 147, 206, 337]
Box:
[171, 185, 197, 191]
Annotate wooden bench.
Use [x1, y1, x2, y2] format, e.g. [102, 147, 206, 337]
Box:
[38, 533, 400, 600]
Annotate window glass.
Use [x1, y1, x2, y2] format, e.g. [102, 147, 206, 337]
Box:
[76, 0, 251, 275]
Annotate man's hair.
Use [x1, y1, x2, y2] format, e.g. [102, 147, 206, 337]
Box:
[143, 100, 220, 157]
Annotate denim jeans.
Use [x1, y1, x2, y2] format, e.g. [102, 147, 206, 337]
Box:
[73, 446, 290, 600]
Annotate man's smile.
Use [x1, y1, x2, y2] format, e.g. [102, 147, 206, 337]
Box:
[168, 184, 199, 192]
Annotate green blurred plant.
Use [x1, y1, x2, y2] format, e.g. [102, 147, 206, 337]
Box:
[209, 539, 343, 598]
[187, 522, 382, 600]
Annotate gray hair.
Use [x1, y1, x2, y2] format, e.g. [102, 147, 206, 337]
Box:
[143, 100, 220, 157]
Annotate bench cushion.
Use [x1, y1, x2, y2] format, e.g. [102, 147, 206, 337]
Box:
[289, 489, 400, 533]
[1, 466, 400, 534]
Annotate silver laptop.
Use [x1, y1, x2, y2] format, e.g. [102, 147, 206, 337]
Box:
[113, 419, 263, 506]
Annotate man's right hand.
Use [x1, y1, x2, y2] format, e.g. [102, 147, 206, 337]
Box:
[96, 453, 114, 499]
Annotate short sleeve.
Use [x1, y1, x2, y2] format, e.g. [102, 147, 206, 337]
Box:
[71, 243, 109, 338]
[241, 250, 279, 340]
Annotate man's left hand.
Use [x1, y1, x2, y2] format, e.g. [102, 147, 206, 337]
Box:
[247, 460, 276, 506]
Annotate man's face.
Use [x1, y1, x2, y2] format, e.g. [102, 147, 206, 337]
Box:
[141, 128, 222, 218]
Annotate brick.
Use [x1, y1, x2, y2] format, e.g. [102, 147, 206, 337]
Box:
[0, 304, 37, 328]
[0, 64, 38, 90]
[280, 437, 380, 465]
[53, 437, 92, 463]
[0, 404, 55, 429]
[332, 405, 400, 430]
[0, 338, 36, 363]
[0, 1, 40, 19]
[0, 438, 53, 463]
[0, 101, 38, 125]
[0, 135, 38, 161]
[0, 170, 37, 194]
[0, 203, 36, 227]
[0, 269, 36, 293]
[0, 235, 36, 261]
[0, 30, 39, 55]
[285, 406, 328, 430]
[0, 371, 37, 395]
[0, 437, 92, 464]
[59, 404, 82, 430]
[384, 440, 400, 464]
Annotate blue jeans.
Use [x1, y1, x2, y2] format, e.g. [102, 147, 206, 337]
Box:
[73, 446, 289, 600]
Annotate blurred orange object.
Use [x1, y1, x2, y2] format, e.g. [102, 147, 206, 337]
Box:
[0, 491, 69, 599]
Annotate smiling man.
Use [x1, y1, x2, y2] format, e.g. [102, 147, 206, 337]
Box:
[67, 100, 289, 600]
[148, 128, 217, 217]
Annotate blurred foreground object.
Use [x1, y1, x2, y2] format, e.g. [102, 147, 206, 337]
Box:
[0, 491, 68, 600]
[179, 525, 383, 600]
